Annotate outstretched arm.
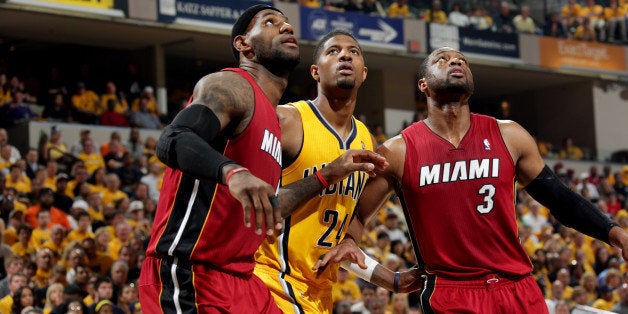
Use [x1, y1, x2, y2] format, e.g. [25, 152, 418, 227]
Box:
[340, 248, 423, 293]
[275, 105, 389, 218]
[313, 135, 406, 269]
[499, 120, 628, 258]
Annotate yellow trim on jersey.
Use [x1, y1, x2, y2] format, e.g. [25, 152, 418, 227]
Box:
[255, 100, 374, 293]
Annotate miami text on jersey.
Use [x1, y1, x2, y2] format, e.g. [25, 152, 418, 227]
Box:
[303, 164, 367, 201]
[419, 158, 500, 187]
[260, 129, 282, 167]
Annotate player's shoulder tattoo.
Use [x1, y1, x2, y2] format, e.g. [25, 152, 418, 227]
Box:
[194, 71, 254, 115]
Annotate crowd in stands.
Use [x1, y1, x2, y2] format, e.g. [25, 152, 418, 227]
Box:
[0, 73, 164, 131]
[287, 0, 628, 44]
[0, 125, 159, 313]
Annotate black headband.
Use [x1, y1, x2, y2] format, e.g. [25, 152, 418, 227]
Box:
[231, 4, 282, 62]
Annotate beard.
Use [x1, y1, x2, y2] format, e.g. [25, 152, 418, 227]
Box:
[430, 75, 474, 96]
[337, 77, 356, 89]
[252, 38, 300, 73]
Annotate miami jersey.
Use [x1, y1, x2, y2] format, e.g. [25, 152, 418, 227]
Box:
[400, 113, 532, 280]
[144, 68, 282, 275]
[255, 100, 373, 291]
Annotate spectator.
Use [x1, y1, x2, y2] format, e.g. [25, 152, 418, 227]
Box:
[128, 95, 160, 129]
[100, 81, 128, 115]
[100, 99, 130, 127]
[362, 0, 386, 16]
[469, 6, 493, 30]
[558, 137, 585, 160]
[350, 283, 376, 314]
[24, 188, 70, 231]
[42, 126, 68, 164]
[103, 141, 124, 173]
[77, 140, 104, 176]
[10, 286, 35, 314]
[543, 12, 568, 38]
[387, 0, 411, 18]
[123, 128, 143, 160]
[579, 0, 606, 41]
[448, 2, 470, 27]
[6, 164, 31, 196]
[390, 293, 409, 314]
[423, 0, 447, 24]
[41, 93, 72, 123]
[140, 161, 163, 203]
[611, 283, 628, 313]
[492, 1, 516, 33]
[331, 267, 361, 307]
[0, 128, 21, 162]
[70, 130, 96, 157]
[604, 0, 627, 43]
[0, 74, 10, 105]
[0, 257, 24, 298]
[561, 0, 582, 34]
[70, 82, 100, 124]
[513, 5, 537, 34]
[0, 273, 27, 313]
[52, 173, 72, 213]
[574, 16, 598, 41]
[10, 225, 34, 259]
[592, 284, 616, 311]
[130, 86, 158, 116]
[24, 149, 40, 181]
[100, 132, 126, 161]
[42, 283, 64, 314]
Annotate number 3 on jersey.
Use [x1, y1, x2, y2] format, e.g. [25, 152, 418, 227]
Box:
[476, 184, 496, 214]
[317, 209, 348, 248]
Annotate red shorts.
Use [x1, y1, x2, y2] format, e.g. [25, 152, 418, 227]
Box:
[420, 274, 548, 314]
[139, 256, 281, 314]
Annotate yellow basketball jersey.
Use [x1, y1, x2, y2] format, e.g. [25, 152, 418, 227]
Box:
[255, 100, 374, 289]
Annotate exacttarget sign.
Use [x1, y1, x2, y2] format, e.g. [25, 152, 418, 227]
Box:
[539, 37, 626, 71]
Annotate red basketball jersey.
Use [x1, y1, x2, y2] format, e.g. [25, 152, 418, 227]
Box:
[400, 113, 531, 280]
[145, 68, 282, 276]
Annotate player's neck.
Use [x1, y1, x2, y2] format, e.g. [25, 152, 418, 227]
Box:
[312, 94, 356, 137]
[240, 63, 289, 106]
[425, 102, 471, 147]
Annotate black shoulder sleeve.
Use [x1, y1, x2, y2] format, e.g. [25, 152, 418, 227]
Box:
[156, 104, 234, 182]
[524, 165, 618, 244]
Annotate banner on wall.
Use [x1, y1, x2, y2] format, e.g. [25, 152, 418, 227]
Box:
[8, 0, 124, 16]
[428, 24, 519, 58]
[157, 0, 271, 25]
[300, 7, 404, 50]
[539, 37, 626, 71]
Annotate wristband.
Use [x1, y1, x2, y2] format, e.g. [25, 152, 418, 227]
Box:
[340, 252, 378, 282]
[225, 167, 249, 185]
[315, 171, 330, 188]
[393, 271, 400, 293]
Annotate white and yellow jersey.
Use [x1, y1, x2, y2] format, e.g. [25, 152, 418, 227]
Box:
[255, 100, 373, 310]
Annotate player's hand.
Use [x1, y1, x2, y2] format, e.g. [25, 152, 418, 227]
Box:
[313, 237, 362, 271]
[319, 149, 388, 185]
[398, 265, 425, 293]
[227, 170, 283, 236]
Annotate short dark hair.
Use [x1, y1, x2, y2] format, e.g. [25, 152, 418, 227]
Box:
[312, 30, 361, 64]
[231, 4, 282, 62]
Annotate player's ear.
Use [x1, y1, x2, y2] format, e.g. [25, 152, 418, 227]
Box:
[310, 64, 320, 82]
[233, 35, 252, 60]
[418, 78, 427, 93]
[362, 66, 368, 81]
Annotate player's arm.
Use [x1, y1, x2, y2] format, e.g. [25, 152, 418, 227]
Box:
[156, 71, 251, 181]
[499, 121, 628, 255]
[276, 111, 389, 218]
[313, 135, 406, 268]
[340, 250, 423, 293]
[156, 72, 279, 235]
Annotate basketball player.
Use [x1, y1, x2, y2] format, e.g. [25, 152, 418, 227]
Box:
[255, 30, 421, 314]
[315, 47, 628, 313]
